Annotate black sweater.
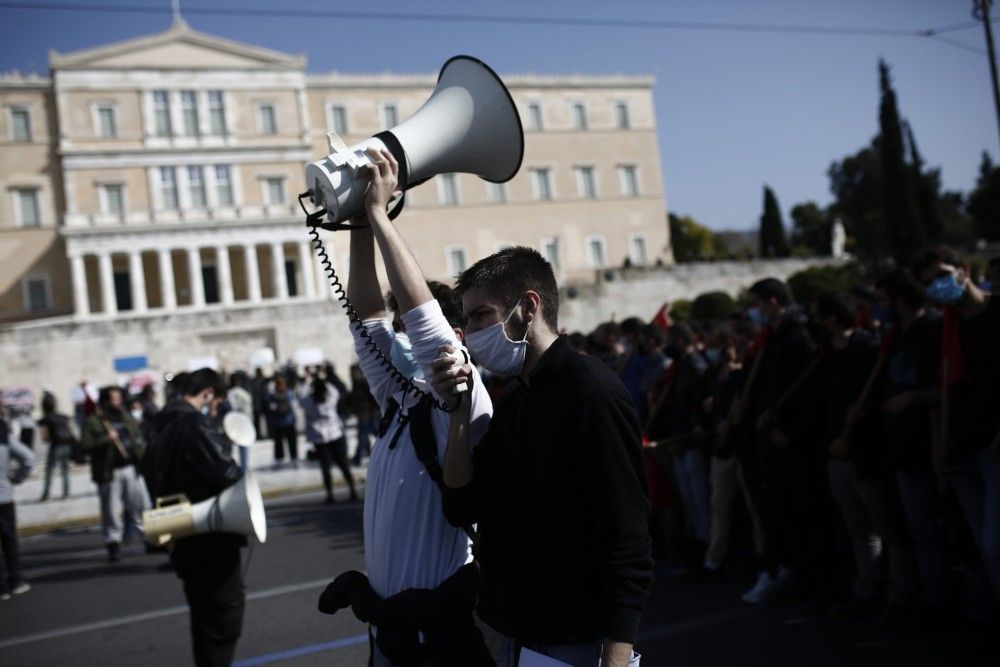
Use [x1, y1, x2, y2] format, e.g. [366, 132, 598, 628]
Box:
[441, 336, 653, 645]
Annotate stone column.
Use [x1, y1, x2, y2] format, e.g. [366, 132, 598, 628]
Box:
[97, 251, 117, 316]
[297, 242, 316, 299]
[216, 245, 234, 305]
[70, 253, 90, 318]
[157, 248, 177, 311]
[128, 250, 148, 313]
[270, 242, 288, 300]
[244, 244, 262, 303]
[187, 247, 205, 307]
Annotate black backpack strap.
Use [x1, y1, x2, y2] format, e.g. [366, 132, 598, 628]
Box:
[408, 397, 479, 551]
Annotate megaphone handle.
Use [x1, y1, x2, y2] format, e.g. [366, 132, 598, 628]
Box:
[387, 193, 406, 221]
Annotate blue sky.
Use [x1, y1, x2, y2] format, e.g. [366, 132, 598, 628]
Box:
[0, 0, 995, 231]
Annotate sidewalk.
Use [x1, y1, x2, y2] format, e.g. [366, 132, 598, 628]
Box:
[13, 428, 368, 536]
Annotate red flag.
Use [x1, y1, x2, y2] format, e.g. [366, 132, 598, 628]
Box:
[651, 302, 670, 333]
[940, 306, 971, 390]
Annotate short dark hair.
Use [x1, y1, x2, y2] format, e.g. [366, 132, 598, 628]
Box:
[876, 269, 926, 311]
[185, 368, 225, 397]
[749, 278, 792, 307]
[815, 291, 855, 329]
[912, 245, 963, 279]
[386, 280, 467, 329]
[456, 246, 560, 330]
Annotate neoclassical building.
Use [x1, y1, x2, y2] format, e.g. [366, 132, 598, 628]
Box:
[0, 20, 670, 402]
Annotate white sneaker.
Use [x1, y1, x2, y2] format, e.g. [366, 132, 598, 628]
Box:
[10, 582, 30, 595]
[741, 571, 775, 605]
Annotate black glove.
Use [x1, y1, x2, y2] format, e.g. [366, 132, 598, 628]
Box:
[318, 570, 369, 615]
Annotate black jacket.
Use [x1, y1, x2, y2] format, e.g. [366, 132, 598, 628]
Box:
[441, 336, 653, 645]
[141, 401, 243, 505]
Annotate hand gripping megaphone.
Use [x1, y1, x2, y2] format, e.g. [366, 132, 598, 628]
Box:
[303, 55, 523, 227]
[142, 473, 267, 547]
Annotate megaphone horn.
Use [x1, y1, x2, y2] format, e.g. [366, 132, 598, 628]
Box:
[304, 55, 524, 226]
[142, 473, 267, 546]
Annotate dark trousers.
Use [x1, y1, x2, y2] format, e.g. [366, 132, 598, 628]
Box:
[0, 502, 23, 594]
[352, 416, 378, 463]
[316, 438, 357, 500]
[271, 425, 298, 462]
[172, 537, 245, 667]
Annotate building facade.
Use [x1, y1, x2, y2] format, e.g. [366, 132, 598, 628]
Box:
[0, 20, 670, 403]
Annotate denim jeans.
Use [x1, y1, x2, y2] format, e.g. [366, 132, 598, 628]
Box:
[673, 448, 711, 543]
[896, 468, 948, 607]
[947, 447, 1000, 603]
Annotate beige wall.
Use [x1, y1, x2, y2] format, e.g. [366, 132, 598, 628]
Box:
[60, 89, 144, 148]
[69, 166, 150, 216]
[228, 89, 302, 142]
[0, 84, 61, 231]
[0, 228, 72, 322]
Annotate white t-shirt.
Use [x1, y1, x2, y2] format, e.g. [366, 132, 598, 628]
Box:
[353, 300, 492, 598]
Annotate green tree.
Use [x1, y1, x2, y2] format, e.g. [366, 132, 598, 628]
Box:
[878, 60, 924, 260]
[759, 185, 790, 258]
[904, 120, 943, 243]
[787, 264, 862, 304]
[968, 152, 1000, 242]
[828, 141, 883, 260]
[789, 201, 832, 256]
[668, 213, 716, 262]
[691, 291, 737, 321]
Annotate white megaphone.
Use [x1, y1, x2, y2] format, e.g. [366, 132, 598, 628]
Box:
[303, 55, 523, 225]
[143, 473, 267, 547]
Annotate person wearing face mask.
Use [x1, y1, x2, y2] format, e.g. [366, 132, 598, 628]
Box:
[141, 368, 245, 667]
[80, 385, 149, 562]
[432, 247, 651, 667]
[914, 246, 1000, 606]
[319, 148, 494, 666]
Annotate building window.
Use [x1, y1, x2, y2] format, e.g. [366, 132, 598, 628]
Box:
[586, 236, 607, 268]
[572, 102, 587, 130]
[528, 102, 543, 130]
[446, 246, 468, 276]
[215, 165, 234, 206]
[95, 103, 117, 138]
[615, 101, 630, 129]
[188, 166, 206, 208]
[23, 275, 51, 312]
[488, 182, 507, 203]
[264, 177, 286, 205]
[208, 90, 226, 135]
[153, 90, 172, 136]
[258, 103, 278, 135]
[618, 165, 640, 197]
[101, 184, 125, 217]
[329, 105, 348, 135]
[575, 166, 597, 199]
[9, 106, 31, 142]
[439, 174, 459, 206]
[540, 237, 559, 270]
[530, 168, 552, 201]
[379, 103, 398, 129]
[160, 166, 179, 210]
[181, 90, 199, 137]
[14, 188, 41, 227]
[630, 235, 648, 265]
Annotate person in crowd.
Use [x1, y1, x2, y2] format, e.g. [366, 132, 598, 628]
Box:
[80, 385, 149, 562]
[37, 391, 76, 501]
[740, 278, 832, 607]
[301, 377, 358, 504]
[265, 375, 298, 468]
[646, 322, 711, 569]
[703, 321, 764, 574]
[814, 291, 918, 618]
[915, 247, 1000, 605]
[348, 364, 379, 466]
[142, 368, 246, 667]
[0, 414, 34, 600]
[435, 245, 651, 667]
[616, 317, 650, 422]
[874, 268, 948, 617]
[251, 368, 268, 440]
[318, 147, 494, 665]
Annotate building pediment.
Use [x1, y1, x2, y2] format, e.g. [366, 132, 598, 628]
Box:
[49, 19, 305, 71]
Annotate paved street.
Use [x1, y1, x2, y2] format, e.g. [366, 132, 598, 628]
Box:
[2, 485, 993, 666]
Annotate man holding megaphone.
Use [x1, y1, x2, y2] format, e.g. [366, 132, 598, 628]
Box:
[142, 368, 248, 667]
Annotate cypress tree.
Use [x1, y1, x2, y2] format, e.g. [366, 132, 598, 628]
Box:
[904, 120, 942, 243]
[878, 60, 924, 260]
[759, 185, 790, 258]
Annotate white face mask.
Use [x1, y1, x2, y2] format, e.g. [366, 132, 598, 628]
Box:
[130, 409, 143, 421]
[465, 300, 529, 377]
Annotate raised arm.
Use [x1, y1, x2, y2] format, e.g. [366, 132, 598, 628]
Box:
[363, 147, 434, 313]
[347, 214, 386, 321]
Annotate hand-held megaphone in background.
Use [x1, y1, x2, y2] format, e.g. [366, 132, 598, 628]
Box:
[142, 473, 267, 546]
[303, 55, 524, 226]
[223, 411, 256, 448]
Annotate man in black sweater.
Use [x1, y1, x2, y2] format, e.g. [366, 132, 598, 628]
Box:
[142, 368, 245, 667]
[431, 247, 652, 667]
